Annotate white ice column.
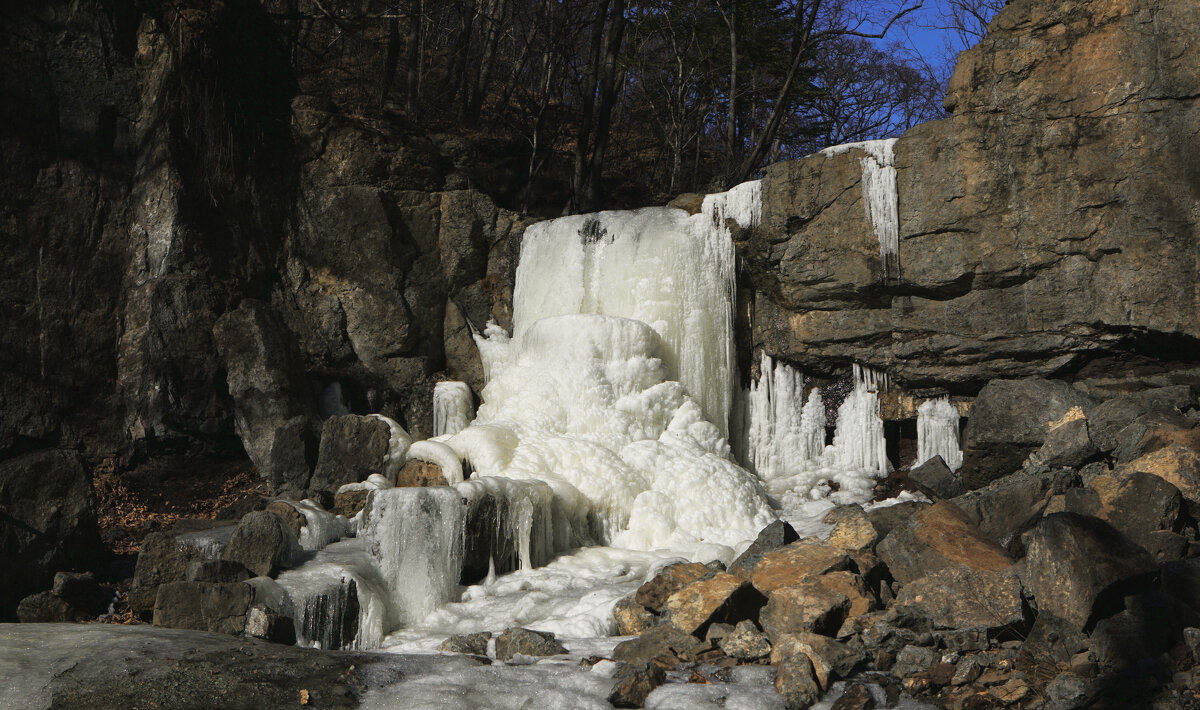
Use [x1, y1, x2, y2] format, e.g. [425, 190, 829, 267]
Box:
[823, 139, 899, 281]
[747, 352, 807, 479]
[433, 381, 474, 437]
[831, 364, 890, 475]
[917, 396, 963, 470]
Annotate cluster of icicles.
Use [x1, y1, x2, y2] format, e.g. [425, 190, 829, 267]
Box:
[263, 144, 962, 651]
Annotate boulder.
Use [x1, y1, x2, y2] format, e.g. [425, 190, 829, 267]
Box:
[152, 581, 253, 635]
[774, 653, 821, 710]
[895, 567, 1025, 633]
[607, 661, 665, 708]
[394, 459, 449, 487]
[1161, 558, 1200, 614]
[950, 467, 1077, 548]
[265, 500, 305, 540]
[1020, 513, 1158, 630]
[891, 645, 939, 679]
[760, 580, 851, 641]
[1086, 386, 1198, 453]
[717, 620, 772, 661]
[221, 511, 296, 578]
[16, 592, 75, 623]
[634, 562, 713, 612]
[822, 506, 879, 552]
[1083, 470, 1182, 550]
[439, 631, 491, 655]
[613, 595, 656, 636]
[244, 605, 297, 645]
[771, 632, 865, 691]
[1117, 443, 1200, 507]
[662, 572, 766, 637]
[212, 300, 319, 498]
[333, 488, 371, 517]
[0, 449, 102, 619]
[612, 624, 704, 666]
[186, 559, 253, 584]
[728, 520, 800, 578]
[1111, 411, 1200, 464]
[906, 456, 965, 501]
[1045, 673, 1099, 710]
[308, 415, 395, 497]
[814, 571, 875, 620]
[1018, 612, 1087, 667]
[1032, 418, 1100, 470]
[959, 379, 1094, 488]
[875, 502, 1012, 584]
[494, 627, 566, 661]
[745, 540, 854, 593]
[865, 500, 930, 539]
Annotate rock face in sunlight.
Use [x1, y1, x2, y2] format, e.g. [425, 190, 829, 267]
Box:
[742, 0, 1200, 393]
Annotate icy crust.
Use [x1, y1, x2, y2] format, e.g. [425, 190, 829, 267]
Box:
[433, 381, 474, 437]
[507, 184, 754, 436]
[463, 314, 775, 555]
[368, 414, 412, 482]
[917, 396, 963, 470]
[274, 539, 390, 650]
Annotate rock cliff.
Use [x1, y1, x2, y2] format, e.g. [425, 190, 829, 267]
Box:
[742, 0, 1200, 397]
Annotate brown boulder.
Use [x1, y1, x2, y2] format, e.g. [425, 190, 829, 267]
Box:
[760, 580, 851, 641]
[663, 572, 766, 637]
[395, 459, 449, 487]
[895, 566, 1025, 633]
[876, 501, 1011, 584]
[634, 562, 712, 612]
[746, 540, 854, 593]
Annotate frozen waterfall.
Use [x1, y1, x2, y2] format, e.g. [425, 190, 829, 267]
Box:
[433, 381, 474, 437]
[917, 396, 963, 470]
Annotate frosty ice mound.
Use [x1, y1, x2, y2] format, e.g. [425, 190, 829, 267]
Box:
[448, 181, 774, 560]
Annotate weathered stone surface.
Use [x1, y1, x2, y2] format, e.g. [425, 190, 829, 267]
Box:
[813, 571, 875, 621]
[957, 380, 1095, 488]
[950, 467, 1078, 547]
[771, 632, 865, 691]
[895, 567, 1024, 633]
[613, 595, 656, 636]
[612, 624, 703, 665]
[1033, 418, 1100, 470]
[907, 456, 964, 501]
[213, 300, 319, 497]
[635, 562, 713, 612]
[760, 580, 851, 641]
[728, 520, 801, 578]
[153, 581, 253, 635]
[439, 631, 491, 655]
[1118, 443, 1200, 505]
[747, 540, 854, 594]
[743, 0, 1200, 397]
[1161, 558, 1200, 614]
[0, 449, 102, 619]
[221, 511, 296, 578]
[1018, 612, 1087, 667]
[774, 653, 821, 710]
[876, 502, 1012, 584]
[892, 645, 938, 679]
[718, 620, 771, 661]
[607, 661, 665, 708]
[186, 559, 253, 584]
[823, 506, 879, 552]
[1020, 513, 1159, 630]
[1084, 470, 1182, 550]
[494, 627, 566, 661]
[1111, 411, 1200, 464]
[395, 459, 449, 487]
[1086, 386, 1198, 452]
[244, 605, 297, 645]
[333, 488, 371, 517]
[865, 501, 930, 539]
[308, 415, 395, 497]
[663, 572, 766, 637]
[265, 500, 306, 540]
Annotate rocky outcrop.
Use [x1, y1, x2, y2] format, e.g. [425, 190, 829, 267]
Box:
[742, 0, 1200, 396]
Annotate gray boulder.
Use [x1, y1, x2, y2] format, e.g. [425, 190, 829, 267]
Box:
[494, 627, 566, 661]
[1086, 386, 1197, 453]
[152, 581, 253, 635]
[308, 414, 397, 497]
[221, 511, 296, 578]
[959, 379, 1094, 488]
[1020, 513, 1158, 630]
[907, 456, 964, 501]
[0, 450, 102, 619]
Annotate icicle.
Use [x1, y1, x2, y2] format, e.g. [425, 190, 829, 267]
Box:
[822, 139, 899, 281]
[831, 364, 890, 475]
[746, 352, 807, 480]
[274, 540, 390, 650]
[917, 396, 963, 470]
[433, 381, 474, 437]
[368, 414, 412, 482]
[799, 389, 826, 462]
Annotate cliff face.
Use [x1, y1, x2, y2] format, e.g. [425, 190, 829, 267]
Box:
[742, 0, 1200, 397]
[2, 0, 1198, 480]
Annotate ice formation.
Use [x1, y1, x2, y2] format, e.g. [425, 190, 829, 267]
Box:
[832, 364, 891, 475]
[917, 396, 963, 470]
[433, 381, 474, 437]
[822, 139, 899, 281]
[746, 353, 826, 480]
[274, 540, 390, 650]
